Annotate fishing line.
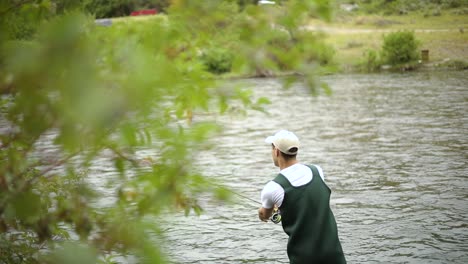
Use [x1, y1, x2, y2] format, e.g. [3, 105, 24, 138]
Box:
[226, 187, 261, 206]
[210, 182, 260, 206]
[212, 182, 281, 224]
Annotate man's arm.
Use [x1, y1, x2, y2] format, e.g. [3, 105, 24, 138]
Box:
[259, 181, 283, 222]
[258, 207, 274, 222]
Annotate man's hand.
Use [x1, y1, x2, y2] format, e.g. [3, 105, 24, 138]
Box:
[258, 207, 274, 222]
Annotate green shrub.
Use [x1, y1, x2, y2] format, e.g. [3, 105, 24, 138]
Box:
[201, 47, 234, 74]
[361, 49, 381, 72]
[441, 0, 466, 8]
[293, 31, 336, 67]
[0, 0, 89, 41]
[380, 31, 420, 66]
[315, 42, 336, 66]
[443, 59, 468, 70]
[3, 13, 37, 40]
[85, 0, 135, 18]
[451, 7, 468, 15]
[1, 2, 49, 40]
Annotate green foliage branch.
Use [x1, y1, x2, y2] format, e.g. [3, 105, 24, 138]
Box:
[0, 0, 333, 263]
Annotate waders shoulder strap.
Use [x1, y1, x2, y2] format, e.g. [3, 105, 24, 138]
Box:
[273, 173, 292, 190]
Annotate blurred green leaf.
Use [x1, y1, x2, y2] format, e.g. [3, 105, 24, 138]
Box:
[48, 242, 98, 264]
[213, 186, 232, 201]
[321, 81, 332, 96]
[115, 157, 125, 175]
[6, 191, 41, 223]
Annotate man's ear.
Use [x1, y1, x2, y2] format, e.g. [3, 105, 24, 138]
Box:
[274, 148, 280, 157]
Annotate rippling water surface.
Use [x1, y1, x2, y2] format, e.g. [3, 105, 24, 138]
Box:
[158, 71, 467, 263]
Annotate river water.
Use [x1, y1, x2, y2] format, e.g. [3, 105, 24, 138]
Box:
[158, 71, 468, 263]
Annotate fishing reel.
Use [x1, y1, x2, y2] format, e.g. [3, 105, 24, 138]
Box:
[270, 209, 281, 224]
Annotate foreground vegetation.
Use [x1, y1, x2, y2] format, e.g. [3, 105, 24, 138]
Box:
[0, 1, 334, 263]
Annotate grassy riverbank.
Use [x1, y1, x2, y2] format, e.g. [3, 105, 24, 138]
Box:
[314, 11, 468, 72]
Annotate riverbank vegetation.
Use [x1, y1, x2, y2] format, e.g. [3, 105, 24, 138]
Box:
[104, 1, 468, 74]
[322, 0, 468, 72]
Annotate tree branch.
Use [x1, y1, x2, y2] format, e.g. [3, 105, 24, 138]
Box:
[0, 0, 36, 17]
[0, 151, 79, 212]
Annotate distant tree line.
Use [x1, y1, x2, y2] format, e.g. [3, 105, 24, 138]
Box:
[86, 0, 468, 18]
[85, 0, 171, 18]
[0, 0, 244, 39]
[85, 0, 268, 18]
[1, 0, 297, 40]
[84, 0, 293, 18]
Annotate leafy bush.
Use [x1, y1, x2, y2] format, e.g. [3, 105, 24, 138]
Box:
[380, 31, 420, 65]
[0, 0, 88, 40]
[1, 2, 48, 40]
[314, 40, 336, 66]
[361, 49, 381, 72]
[3, 12, 37, 40]
[451, 7, 468, 15]
[85, 0, 135, 18]
[201, 47, 234, 74]
[441, 0, 467, 8]
[245, 29, 335, 74]
[442, 59, 468, 70]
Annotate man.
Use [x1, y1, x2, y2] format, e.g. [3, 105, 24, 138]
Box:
[258, 130, 346, 264]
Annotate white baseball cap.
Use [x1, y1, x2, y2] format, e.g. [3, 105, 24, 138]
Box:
[265, 130, 300, 155]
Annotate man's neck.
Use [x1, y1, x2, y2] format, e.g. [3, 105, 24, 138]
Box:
[279, 160, 298, 170]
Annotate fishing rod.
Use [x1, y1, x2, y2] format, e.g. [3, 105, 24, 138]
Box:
[227, 188, 261, 206]
[212, 183, 281, 224]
